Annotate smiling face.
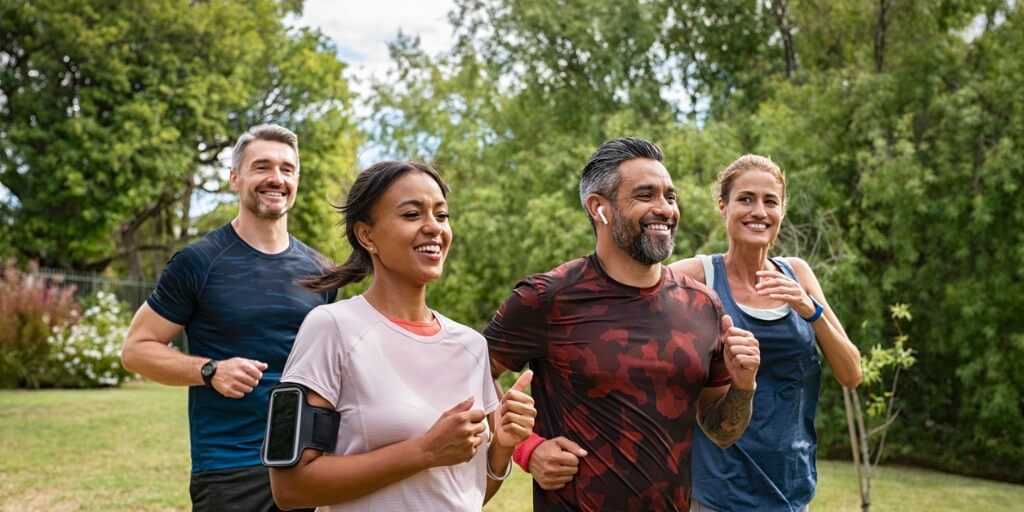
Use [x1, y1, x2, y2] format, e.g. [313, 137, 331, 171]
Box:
[719, 169, 785, 248]
[230, 139, 299, 220]
[358, 171, 452, 287]
[606, 158, 680, 265]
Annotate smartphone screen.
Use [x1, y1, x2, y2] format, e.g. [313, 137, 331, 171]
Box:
[266, 388, 301, 464]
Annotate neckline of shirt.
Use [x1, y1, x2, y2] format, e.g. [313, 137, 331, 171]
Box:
[588, 253, 666, 296]
[225, 222, 295, 258]
[355, 295, 448, 344]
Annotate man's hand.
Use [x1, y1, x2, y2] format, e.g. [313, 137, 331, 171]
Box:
[529, 437, 587, 490]
[495, 371, 537, 448]
[419, 396, 488, 468]
[721, 315, 759, 391]
[211, 357, 269, 398]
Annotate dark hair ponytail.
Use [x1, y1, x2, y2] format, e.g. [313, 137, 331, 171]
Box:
[300, 161, 449, 292]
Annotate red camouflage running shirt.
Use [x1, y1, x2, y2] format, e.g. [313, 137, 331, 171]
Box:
[484, 254, 730, 512]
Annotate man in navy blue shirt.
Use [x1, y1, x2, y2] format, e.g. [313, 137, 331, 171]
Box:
[122, 124, 335, 512]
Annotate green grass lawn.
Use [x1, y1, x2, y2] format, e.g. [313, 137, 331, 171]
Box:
[2, 381, 1022, 511]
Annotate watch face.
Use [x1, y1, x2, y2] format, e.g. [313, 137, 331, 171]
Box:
[201, 361, 216, 377]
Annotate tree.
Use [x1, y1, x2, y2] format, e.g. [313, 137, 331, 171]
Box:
[844, 304, 917, 511]
[0, 0, 361, 277]
[370, 0, 1024, 482]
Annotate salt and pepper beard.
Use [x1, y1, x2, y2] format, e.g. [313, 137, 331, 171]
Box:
[609, 204, 676, 265]
[242, 188, 291, 220]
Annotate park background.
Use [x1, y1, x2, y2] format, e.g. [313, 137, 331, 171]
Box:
[1, 0, 1023, 510]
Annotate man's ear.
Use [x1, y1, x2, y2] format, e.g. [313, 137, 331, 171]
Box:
[229, 169, 240, 193]
[585, 194, 607, 226]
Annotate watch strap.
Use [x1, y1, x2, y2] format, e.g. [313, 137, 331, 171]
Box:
[803, 296, 825, 323]
[201, 360, 217, 388]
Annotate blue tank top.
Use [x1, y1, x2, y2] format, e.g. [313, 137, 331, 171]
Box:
[691, 254, 821, 511]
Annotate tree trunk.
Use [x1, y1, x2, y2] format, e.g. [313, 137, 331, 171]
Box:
[179, 171, 196, 242]
[874, 0, 895, 73]
[768, 0, 797, 78]
[114, 193, 176, 279]
[120, 228, 143, 280]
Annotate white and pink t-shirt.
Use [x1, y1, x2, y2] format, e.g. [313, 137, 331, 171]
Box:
[281, 295, 500, 511]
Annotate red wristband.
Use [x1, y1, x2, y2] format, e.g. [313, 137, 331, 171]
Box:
[512, 432, 546, 471]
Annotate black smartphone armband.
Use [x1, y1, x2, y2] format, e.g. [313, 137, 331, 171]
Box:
[261, 383, 340, 468]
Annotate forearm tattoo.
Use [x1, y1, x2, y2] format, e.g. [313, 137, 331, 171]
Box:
[699, 386, 755, 448]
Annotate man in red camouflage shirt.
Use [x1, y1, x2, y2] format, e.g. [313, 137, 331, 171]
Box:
[484, 137, 761, 512]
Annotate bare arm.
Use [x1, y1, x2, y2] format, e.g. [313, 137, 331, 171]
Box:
[696, 383, 756, 448]
[667, 257, 706, 284]
[121, 303, 268, 397]
[271, 390, 487, 510]
[696, 315, 760, 448]
[781, 258, 862, 388]
[484, 371, 535, 503]
[121, 303, 199, 385]
[484, 413, 515, 503]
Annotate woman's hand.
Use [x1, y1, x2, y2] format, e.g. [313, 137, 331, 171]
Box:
[419, 396, 487, 467]
[494, 370, 536, 448]
[755, 269, 815, 317]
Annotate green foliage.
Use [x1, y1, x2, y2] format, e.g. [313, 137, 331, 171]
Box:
[371, 0, 1024, 480]
[0, 0, 362, 276]
[43, 291, 134, 388]
[2, 0, 1021, 481]
[860, 304, 916, 419]
[0, 261, 79, 388]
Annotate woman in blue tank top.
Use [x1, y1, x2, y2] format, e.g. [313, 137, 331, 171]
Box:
[669, 155, 862, 512]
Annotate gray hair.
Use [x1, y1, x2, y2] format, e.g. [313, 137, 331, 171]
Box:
[579, 136, 664, 208]
[230, 124, 300, 172]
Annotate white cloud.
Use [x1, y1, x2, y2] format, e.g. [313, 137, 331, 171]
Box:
[290, 1, 458, 165]
[294, 0, 457, 86]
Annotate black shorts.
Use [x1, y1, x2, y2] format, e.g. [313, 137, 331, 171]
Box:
[190, 464, 312, 512]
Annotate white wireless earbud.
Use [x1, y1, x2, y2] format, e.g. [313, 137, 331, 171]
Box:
[597, 206, 609, 225]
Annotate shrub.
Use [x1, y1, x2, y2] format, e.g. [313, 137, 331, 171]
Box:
[0, 260, 79, 388]
[44, 290, 135, 388]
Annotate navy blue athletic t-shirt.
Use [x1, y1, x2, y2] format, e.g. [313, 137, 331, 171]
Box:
[147, 223, 336, 472]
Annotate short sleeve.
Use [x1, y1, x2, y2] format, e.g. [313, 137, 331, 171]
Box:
[483, 278, 551, 373]
[146, 248, 203, 326]
[481, 353, 501, 415]
[281, 306, 345, 408]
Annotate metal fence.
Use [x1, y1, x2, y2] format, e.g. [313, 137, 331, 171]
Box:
[33, 267, 187, 349]
[35, 267, 155, 311]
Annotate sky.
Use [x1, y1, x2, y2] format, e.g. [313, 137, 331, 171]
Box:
[0, 3, 458, 210]
[293, 0, 458, 105]
[181, 1, 462, 214]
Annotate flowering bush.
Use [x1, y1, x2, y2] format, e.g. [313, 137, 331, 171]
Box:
[44, 290, 135, 388]
[0, 260, 79, 388]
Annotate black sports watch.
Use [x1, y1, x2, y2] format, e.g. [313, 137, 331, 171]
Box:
[200, 359, 218, 388]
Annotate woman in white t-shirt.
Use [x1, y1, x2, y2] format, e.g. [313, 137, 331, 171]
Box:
[270, 161, 536, 511]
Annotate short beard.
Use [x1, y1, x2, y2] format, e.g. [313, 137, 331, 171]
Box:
[243, 192, 290, 220]
[610, 206, 675, 265]
[250, 204, 289, 220]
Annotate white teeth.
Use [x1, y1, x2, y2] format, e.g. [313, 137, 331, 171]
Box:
[747, 223, 767, 229]
[645, 224, 669, 231]
[415, 244, 441, 253]
[260, 191, 285, 197]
